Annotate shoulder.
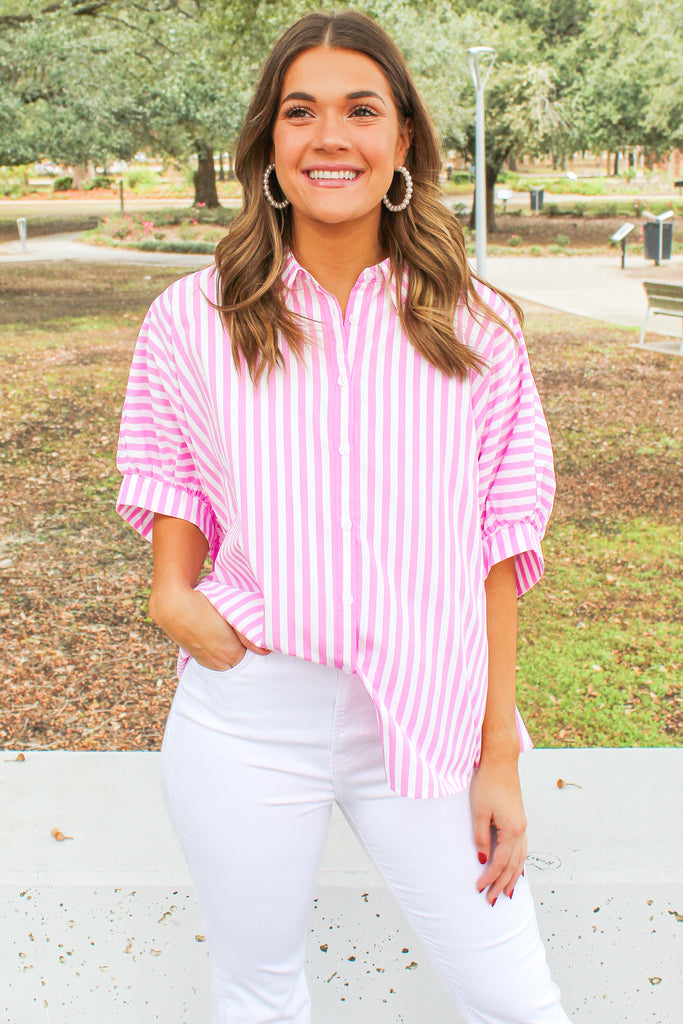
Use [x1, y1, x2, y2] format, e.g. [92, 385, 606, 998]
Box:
[456, 278, 524, 379]
[148, 266, 218, 327]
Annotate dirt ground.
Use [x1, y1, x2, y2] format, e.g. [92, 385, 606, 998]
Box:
[486, 213, 682, 249]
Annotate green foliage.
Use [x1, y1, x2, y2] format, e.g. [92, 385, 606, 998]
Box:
[554, 233, 570, 246]
[123, 167, 160, 190]
[83, 174, 114, 190]
[52, 176, 73, 192]
[2, 0, 682, 192]
[515, 176, 608, 195]
[135, 238, 216, 254]
[0, 164, 30, 196]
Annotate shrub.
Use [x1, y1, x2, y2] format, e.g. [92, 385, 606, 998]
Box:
[83, 174, 114, 190]
[136, 239, 216, 254]
[593, 202, 618, 218]
[124, 167, 160, 190]
[548, 244, 566, 254]
[554, 233, 570, 247]
[529, 245, 543, 256]
[53, 176, 73, 192]
[508, 234, 521, 247]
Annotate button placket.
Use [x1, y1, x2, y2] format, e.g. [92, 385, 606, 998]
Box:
[335, 295, 364, 667]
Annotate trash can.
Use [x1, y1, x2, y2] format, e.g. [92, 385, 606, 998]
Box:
[643, 221, 673, 262]
[529, 187, 544, 212]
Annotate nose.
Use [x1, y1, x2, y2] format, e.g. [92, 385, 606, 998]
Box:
[313, 109, 351, 152]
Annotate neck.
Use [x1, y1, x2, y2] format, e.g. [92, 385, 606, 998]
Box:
[291, 214, 385, 316]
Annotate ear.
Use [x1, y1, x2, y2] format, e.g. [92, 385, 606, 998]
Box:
[396, 118, 413, 165]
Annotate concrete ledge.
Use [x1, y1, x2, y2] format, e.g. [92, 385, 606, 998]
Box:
[2, 749, 681, 1022]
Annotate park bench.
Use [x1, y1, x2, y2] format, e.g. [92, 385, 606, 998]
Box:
[639, 281, 683, 353]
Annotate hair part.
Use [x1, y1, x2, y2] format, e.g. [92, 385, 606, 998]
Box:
[213, 9, 523, 385]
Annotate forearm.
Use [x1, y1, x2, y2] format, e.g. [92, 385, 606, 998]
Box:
[481, 556, 520, 764]
[149, 513, 209, 628]
[148, 513, 266, 669]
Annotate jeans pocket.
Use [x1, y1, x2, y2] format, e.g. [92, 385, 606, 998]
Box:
[187, 646, 256, 679]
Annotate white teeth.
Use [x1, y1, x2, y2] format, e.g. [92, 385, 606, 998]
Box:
[307, 169, 360, 180]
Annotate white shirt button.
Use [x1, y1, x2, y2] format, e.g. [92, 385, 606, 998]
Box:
[342, 594, 354, 605]
[341, 517, 352, 530]
[338, 443, 350, 455]
[337, 376, 348, 387]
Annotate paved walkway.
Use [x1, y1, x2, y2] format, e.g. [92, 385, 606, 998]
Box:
[1, 231, 681, 354]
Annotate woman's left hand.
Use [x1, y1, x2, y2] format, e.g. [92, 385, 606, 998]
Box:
[470, 756, 527, 905]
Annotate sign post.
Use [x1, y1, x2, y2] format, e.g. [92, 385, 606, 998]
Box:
[16, 217, 27, 253]
[610, 222, 635, 269]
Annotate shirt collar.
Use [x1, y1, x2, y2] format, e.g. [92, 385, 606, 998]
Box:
[281, 248, 394, 294]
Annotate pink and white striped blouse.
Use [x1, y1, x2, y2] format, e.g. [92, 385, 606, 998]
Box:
[116, 252, 555, 798]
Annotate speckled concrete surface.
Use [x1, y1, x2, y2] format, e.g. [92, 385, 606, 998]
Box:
[1, 749, 681, 1022]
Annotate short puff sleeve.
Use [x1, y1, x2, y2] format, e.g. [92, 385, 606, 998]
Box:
[469, 292, 555, 595]
[116, 295, 221, 557]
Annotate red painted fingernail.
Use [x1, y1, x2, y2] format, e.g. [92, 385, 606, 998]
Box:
[491, 897, 497, 907]
[509, 888, 515, 899]
[478, 852, 487, 865]
[522, 869, 525, 877]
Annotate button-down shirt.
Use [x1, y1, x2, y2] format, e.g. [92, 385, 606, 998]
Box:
[116, 252, 555, 798]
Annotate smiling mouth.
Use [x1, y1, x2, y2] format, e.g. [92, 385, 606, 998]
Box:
[304, 169, 362, 181]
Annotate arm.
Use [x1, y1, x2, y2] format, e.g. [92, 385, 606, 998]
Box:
[149, 513, 269, 670]
[470, 556, 528, 904]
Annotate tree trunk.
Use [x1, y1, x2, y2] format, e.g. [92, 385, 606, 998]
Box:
[468, 163, 498, 234]
[193, 140, 219, 207]
[218, 151, 224, 182]
[613, 151, 620, 176]
[71, 163, 94, 189]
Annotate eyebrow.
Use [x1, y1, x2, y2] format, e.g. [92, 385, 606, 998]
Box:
[280, 90, 387, 106]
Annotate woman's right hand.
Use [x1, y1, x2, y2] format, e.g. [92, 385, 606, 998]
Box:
[152, 585, 269, 670]
[148, 513, 270, 670]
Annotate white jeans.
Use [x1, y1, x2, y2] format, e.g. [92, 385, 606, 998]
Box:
[162, 649, 571, 1024]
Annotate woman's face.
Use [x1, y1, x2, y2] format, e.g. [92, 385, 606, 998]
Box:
[271, 46, 411, 235]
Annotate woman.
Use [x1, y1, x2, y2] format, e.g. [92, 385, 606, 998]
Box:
[117, 10, 570, 1024]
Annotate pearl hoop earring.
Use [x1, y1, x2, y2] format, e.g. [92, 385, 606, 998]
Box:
[263, 163, 290, 209]
[382, 165, 413, 213]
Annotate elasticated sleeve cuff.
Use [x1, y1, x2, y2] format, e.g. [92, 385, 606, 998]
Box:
[482, 519, 546, 597]
[116, 472, 221, 558]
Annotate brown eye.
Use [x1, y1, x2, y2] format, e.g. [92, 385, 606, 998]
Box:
[284, 106, 312, 119]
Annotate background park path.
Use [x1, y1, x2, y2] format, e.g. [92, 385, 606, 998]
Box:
[1, 228, 681, 354]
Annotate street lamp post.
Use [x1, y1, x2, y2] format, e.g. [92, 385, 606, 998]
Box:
[467, 46, 496, 278]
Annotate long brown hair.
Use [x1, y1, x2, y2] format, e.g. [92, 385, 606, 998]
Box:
[214, 9, 522, 384]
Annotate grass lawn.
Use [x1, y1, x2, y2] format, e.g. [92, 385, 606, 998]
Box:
[0, 262, 680, 751]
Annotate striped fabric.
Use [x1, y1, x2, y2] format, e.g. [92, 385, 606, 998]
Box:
[116, 253, 555, 798]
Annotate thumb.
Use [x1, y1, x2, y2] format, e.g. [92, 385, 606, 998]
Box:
[234, 628, 270, 655]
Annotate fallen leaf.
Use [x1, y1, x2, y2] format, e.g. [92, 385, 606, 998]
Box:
[50, 827, 73, 842]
